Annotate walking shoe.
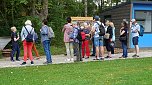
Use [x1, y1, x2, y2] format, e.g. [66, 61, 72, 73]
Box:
[31, 61, 34, 65]
[16, 59, 20, 61]
[71, 58, 74, 61]
[90, 54, 95, 56]
[132, 54, 137, 57]
[43, 62, 52, 65]
[21, 62, 26, 65]
[85, 57, 89, 59]
[136, 55, 139, 58]
[100, 57, 104, 61]
[11, 59, 15, 62]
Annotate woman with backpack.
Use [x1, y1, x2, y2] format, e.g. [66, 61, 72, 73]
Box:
[119, 21, 128, 58]
[20, 20, 35, 65]
[62, 17, 74, 61]
[40, 19, 52, 64]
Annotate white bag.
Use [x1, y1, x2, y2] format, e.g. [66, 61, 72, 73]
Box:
[48, 27, 55, 39]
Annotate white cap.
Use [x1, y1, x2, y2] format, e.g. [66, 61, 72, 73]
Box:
[131, 19, 136, 22]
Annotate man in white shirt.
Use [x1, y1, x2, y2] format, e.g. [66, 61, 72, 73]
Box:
[131, 19, 140, 57]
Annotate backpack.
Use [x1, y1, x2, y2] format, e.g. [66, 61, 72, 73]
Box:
[96, 22, 105, 36]
[69, 31, 74, 39]
[24, 26, 34, 42]
[138, 24, 144, 36]
[76, 28, 86, 41]
[48, 26, 55, 39]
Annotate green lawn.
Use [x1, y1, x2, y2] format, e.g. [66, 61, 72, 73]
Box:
[0, 58, 152, 85]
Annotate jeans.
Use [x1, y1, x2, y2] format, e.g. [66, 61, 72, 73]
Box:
[10, 43, 20, 60]
[121, 41, 128, 57]
[92, 37, 96, 55]
[43, 40, 52, 63]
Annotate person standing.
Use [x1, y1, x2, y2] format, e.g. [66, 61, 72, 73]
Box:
[40, 19, 52, 64]
[119, 21, 128, 58]
[72, 21, 82, 62]
[104, 20, 113, 58]
[109, 22, 115, 57]
[81, 22, 90, 59]
[92, 16, 104, 60]
[131, 19, 140, 57]
[20, 20, 35, 65]
[62, 17, 74, 61]
[33, 32, 40, 59]
[10, 26, 20, 61]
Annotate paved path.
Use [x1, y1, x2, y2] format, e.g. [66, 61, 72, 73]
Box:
[0, 52, 152, 68]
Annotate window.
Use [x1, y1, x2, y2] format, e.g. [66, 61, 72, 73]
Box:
[135, 11, 152, 33]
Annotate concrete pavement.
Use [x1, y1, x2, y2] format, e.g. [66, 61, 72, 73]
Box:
[0, 52, 151, 68]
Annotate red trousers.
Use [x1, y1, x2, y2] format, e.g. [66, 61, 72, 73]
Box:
[82, 40, 90, 57]
[23, 40, 33, 62]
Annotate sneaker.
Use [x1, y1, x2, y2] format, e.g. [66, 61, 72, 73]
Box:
[85, 57, 89, 59]
[43, 62, 52, 65]
[100, 57, 104, 61]
[90, 54, 95, 56]
[132, 54, 137, 57]
[31, 61, 34, 65]
[11, 59, 15, 62]
[21, 62, 26, 65]
[71, 58, 74, 61]
[16, 59, 20, 61]
[136, 55, 139, 58]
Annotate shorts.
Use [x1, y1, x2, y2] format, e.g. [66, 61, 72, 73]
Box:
[132, 36, 139, 45]
[94, 37, 103, 47]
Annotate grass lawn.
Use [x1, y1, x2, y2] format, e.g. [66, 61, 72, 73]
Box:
[0, 58, 152, 85]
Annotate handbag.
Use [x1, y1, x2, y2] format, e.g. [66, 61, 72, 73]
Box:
[119, 35, 127, 41]
[104, 33, 110, 39]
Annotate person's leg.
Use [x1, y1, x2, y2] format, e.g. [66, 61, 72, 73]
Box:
[23, 40, 28, 62]
[27, 42, 33, 62]
[85, 40, 90, 58]
[16, 44, 20, 60]
[47, 40, 52, 63]
[65, 43, 70, 60]
[79, 42, 82, 61]
[32, 43, 40, 58]
[10, 44, 15, 61]
[135, 45, 139, 55]
[107, 42, 112, 58]
[69, 42, 74, 60]
[91, 37, 95, 56]
[122, 42, 125, 57]
[81, 41, 85, 58]
[43, 40, 52, 63]
[124, 42, 128, 57]
[73, 42, 79, 61]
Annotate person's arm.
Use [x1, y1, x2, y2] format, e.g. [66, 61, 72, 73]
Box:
[20, 26, 24, 40]
[62, 25, 66, 32]
[120, 30, 126, 36]
[109, 27, 113, 39]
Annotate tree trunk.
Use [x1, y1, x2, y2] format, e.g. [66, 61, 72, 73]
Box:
[84, 0, 87, 17]
[31, 0, 48, 21]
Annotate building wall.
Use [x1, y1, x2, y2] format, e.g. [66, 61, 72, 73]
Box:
[130, 2, 152, 48]
[100, 4, 131, 48]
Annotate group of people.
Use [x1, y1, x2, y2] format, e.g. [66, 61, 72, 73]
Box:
[10, 16, 140, 65]
[62, 16, 140, 62]
[10, 19, 52, 65]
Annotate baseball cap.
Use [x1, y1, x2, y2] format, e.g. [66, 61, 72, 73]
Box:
[93, 16, 100, 21]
